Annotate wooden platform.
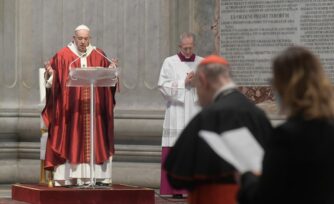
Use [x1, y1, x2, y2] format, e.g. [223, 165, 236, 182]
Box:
[12, 184, 154, 204]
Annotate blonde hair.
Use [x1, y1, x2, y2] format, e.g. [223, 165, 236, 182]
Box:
[272, 46, 334, 119]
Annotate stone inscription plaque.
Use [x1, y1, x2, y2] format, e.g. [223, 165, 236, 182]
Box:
[220, 0, 334, 86]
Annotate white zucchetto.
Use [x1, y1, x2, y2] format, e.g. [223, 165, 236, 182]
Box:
[75, 24, 90, 32]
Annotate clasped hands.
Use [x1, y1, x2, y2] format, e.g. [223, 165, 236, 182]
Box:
[185, 71, 195, 87]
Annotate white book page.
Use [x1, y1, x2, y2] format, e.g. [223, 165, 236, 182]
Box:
[199, 130, 243, 171]
[199, 127, 263, 174]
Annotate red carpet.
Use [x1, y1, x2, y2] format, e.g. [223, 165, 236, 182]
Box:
[12, 184, 154, 204]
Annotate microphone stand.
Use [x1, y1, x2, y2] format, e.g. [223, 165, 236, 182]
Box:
[68, 51, 87, 70]
[69, 47, 118, 189]
[93, 48, 114, 65]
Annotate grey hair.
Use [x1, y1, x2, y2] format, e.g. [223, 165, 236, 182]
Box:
[199, 63, 230, 81]
[179, 32, 196, 45]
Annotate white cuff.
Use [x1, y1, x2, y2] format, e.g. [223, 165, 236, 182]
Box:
[45, 74, 53, 88]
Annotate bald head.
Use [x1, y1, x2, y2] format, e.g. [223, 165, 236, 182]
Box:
[198, 63, 230, 82]
[195, 55, 232, 107]
[197, 55, 230, 82]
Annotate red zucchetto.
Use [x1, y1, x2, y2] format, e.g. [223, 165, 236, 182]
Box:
[199, 55, 229, 66]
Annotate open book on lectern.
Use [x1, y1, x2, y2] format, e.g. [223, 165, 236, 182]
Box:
[67, 67, 119, 87]
[199, 127, 264, 174]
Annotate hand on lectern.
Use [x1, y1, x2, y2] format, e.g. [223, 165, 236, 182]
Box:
[109, 58, 119, 69]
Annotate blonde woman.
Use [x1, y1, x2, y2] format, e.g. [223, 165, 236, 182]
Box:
[239, 46, 334, 204]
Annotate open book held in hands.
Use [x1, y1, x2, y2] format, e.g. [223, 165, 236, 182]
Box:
[199, 127, 263, 174]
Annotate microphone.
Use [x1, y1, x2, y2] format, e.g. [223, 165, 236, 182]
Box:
[67, 51, 88, 82]
[68, 51, 87, 69]
[93, 48, 120, 81]
[93, 48, 117, 68]
[92, 48, 120, 92]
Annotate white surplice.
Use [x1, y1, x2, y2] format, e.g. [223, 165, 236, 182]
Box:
[158, 54, 203, 147]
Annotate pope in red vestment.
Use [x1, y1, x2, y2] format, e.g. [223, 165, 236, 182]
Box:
[42, 25, 117, 185]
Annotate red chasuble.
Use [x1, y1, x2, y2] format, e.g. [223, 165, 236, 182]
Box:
[42, 46, 115, 170]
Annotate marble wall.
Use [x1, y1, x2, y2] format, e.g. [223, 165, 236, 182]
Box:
[0, 0, 223, 187]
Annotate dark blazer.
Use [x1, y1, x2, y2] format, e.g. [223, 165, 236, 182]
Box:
[239, 116, 334, 204]
[165, 89, 273, 190]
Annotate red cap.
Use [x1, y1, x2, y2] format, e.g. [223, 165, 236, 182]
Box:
[199, 55, 229, 66]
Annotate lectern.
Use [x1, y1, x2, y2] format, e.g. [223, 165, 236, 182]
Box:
[66, 67, 118, 188]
